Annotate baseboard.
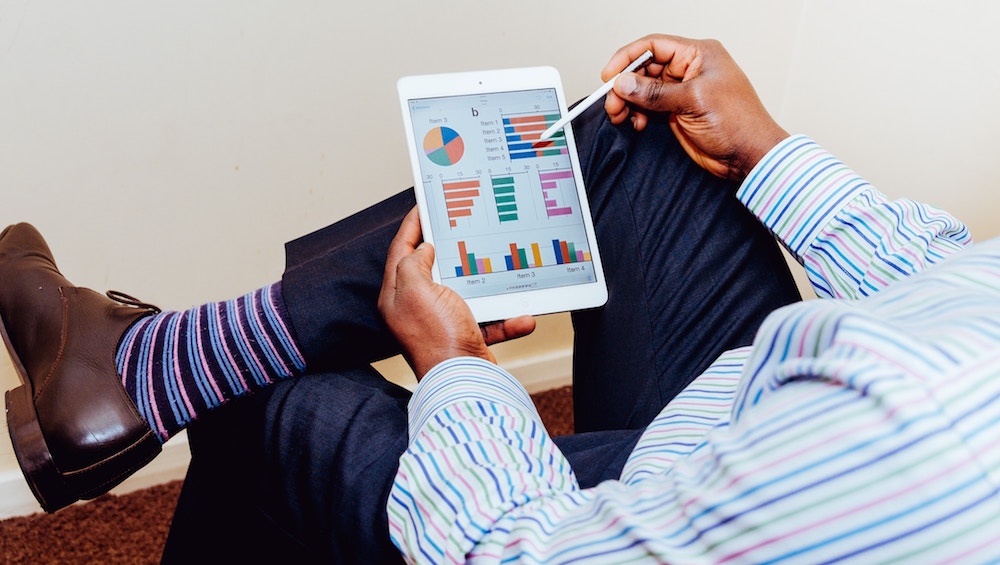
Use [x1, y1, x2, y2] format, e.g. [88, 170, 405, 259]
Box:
[0, 431, 191, 521]
[0, 349, 573, 521]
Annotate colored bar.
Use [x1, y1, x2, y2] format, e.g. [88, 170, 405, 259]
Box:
[497, 204, 518, 213]
[458, 241, 471, 276]
[531, 243, 543, 268]
[443, 179, 481, 190]
[552, 240, 563, 265]
[509, 243, 521, 270]
[483, 258, 492, 273]
[567, 242, 577, 263]
[538, 170, 574, 181]
[499, 213, 519, 222]
[575, 251, 584, 262]
[559, 240, 571, 264]
[476, 258, 487, 274]
[444, 189, 480, 199]
[505, 255, 514, 270]
[518, 248, 528, 270]
[449, 208, 473, 218]
[446, 199, 474, 209]
[547, 207, 573, 217]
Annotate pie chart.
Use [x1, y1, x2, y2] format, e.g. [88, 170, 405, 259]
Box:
[423, 126, 464, 166]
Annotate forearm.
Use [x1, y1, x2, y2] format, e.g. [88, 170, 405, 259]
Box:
[738, 135, 971, 299]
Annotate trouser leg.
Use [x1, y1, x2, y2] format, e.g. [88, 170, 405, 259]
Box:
[568, 105, 802, 432]
[280, 189, 415, 373]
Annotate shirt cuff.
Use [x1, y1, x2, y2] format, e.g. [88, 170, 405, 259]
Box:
[737, 135, 873, 260]
[406, 356, 539, 441]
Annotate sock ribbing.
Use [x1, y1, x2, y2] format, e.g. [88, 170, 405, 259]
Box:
[116, 282, 305, 441]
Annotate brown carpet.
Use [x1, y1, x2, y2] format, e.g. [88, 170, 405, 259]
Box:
[0, 385, 573, 564]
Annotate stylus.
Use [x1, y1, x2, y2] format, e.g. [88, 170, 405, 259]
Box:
[539, 50, 654, 141]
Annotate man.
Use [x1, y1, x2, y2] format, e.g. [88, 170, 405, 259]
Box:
[381, 34, 997, 563]
[4, 32, 984, 563]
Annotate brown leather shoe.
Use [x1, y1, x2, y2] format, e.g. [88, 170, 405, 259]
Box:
[0, 223, 163, 512]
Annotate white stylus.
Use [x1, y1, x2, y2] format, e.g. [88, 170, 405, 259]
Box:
[539, 49, 654, 141]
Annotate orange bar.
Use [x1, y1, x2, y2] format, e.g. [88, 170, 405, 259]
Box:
[509, 243, 521, 270]
[507, 115, 545, 124]
[449, 208, 473, 218]
[442, 180, 481, 190]
[483, 258, 492, 273]
[531, 243, 542, 268]
[510, 123, 545, 133]
[559, 241, 571, 264]
[443, 189, 480, 199]
[446, 199, 474, 209]
[458, 241, 471, 276]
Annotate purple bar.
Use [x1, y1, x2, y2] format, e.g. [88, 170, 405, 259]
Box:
[547, 207, 573, 217]
[541, 181, 557, 189]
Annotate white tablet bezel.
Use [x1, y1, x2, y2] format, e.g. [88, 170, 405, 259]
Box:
[397, 66, 607, 323]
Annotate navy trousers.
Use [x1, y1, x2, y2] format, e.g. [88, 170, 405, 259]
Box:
[161, 105, 801, 563]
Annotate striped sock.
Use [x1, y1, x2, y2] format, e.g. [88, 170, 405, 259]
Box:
[115, 282, 306, 441]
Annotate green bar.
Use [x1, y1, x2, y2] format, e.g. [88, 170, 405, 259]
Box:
[492, 176, 515, 185]
[467, 253, 478, 275]
[497, 204, 518, 213]
[492, 185, 515, 194]
[567, 242, 577, 262]
[495, 195, 516, 204]
[499, 213, 519, 222]
[518, 248, 529, 269]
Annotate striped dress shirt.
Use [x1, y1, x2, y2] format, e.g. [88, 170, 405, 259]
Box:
[388, 135, 1000, 563]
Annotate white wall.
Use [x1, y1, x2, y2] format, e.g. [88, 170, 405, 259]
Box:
[2, 0, 999, 517]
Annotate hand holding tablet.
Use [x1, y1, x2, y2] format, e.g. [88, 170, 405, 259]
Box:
[397, 66, 607, 322]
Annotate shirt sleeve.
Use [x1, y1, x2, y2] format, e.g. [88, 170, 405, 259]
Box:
[737, 135, 971, 299]
[388, 357, 579, 564]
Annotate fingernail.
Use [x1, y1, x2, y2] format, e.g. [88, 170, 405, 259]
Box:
[616, 73, 638, 94]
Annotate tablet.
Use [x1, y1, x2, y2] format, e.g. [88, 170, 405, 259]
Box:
[397, 66, 607, 323]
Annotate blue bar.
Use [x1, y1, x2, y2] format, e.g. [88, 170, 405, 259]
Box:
[505, 256, 514, 270]
[552, 240, 564, 265]
[455, 266, 464, 277]
[510, 151, 535, 160]
[507, 141, 536, 152]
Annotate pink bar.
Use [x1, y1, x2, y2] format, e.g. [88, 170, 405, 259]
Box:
[541, 182, 557, 189]
[545, 200, 558, 207]
[538, 170, 574, 181]
[547, 207, 573, 216]
[575, 251, 584, 262]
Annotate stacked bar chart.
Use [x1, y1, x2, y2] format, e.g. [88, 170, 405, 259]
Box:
[442, 178, 481, 228]
[538, 169, 575, 217]
[503, 112, 568, 160]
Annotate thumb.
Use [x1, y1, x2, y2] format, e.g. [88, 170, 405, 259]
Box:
[614, 72, 679, 114]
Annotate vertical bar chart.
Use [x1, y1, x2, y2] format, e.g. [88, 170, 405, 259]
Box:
[451, 239, 591, 277]
[455, 241, 494, 276]
[503, 112, 568, 160]
[442, 178, 481, 228]
[538, 169, 575, 218]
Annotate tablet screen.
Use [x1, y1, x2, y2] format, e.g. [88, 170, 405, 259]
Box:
[405, 87, 598, 301]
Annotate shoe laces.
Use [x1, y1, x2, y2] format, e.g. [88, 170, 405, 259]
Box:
[106, 290, 162, 314]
